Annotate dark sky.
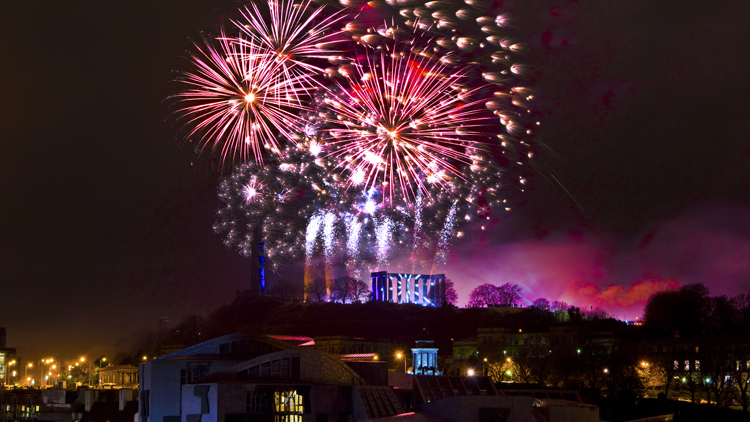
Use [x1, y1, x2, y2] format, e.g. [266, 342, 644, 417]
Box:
[1, 0, 749, 359]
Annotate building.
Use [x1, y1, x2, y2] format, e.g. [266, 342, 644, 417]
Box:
[99, 364, 139, 388]
[411, 329, 440, 376]
[0, 328, 17, 386]
[370, 272, 446, 307]
[139, 333, 306, 422]
[180, 348, 371, 422]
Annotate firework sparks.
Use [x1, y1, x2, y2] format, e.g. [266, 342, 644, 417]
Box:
[173, 29, 314, 166]
[234, 0, 347, 82]
[317, 48, 493, 203]
[434, 201, 457, 265]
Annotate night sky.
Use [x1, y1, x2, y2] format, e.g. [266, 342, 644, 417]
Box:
[2, 0, 749, 359]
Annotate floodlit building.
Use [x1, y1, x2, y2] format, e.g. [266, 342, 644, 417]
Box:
[411, 329, 440, 376]
[370, 272, 446, 307]
[99, 364, 139, 389]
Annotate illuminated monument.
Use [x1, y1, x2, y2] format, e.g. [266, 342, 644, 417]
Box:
[370, 272, 446, 307]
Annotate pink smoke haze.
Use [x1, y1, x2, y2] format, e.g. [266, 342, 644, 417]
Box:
[448, 204, 750, 320]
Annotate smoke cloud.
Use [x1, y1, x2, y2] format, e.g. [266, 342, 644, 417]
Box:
[447, 203, 750, 319]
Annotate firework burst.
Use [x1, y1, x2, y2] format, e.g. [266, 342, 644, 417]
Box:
[173, 29, 315, 166]
[234, 0, 348, 82]
[316, 47, 494, 204]
[176, 0, 543, 287]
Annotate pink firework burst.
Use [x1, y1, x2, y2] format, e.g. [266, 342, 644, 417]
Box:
[174, 29, 314, 166]
[233, 0, 347, 83]
[318, 49, 493, 204]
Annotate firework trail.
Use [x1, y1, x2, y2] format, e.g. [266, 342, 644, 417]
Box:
[434, 201, 457, 267]
[345, 214, 363, 278]
[375, 216, 393, 268]
[411, 192, 424, 273]
[305, 212, 324, 265]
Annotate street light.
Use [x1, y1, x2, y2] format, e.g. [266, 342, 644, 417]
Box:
[396, 352, 406, 373]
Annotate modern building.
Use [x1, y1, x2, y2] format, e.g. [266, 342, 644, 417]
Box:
[139, 333, 306, 422]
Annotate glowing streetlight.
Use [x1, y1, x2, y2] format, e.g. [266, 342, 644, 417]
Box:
[396, 352, 406, 373]
[467, 369, 475, 376]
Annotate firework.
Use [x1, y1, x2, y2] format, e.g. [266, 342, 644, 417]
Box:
[173, 29, 315, 166]
[316, 47, 494, 204]
[234, 0, 348, 82]
[178, 0, 542, 291]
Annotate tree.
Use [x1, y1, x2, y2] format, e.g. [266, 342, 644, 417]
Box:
[497, 283, 523, 307]
[567, 306, 583, 324]
[517, 335, 553, 385]
[644, 283, 708, 337]
[551, 301, 569, 322]
[350, 279, 370, 302]
[305, 277, 328, 302]
[468, 283, 523, 308]
[429, 279, 458, 306]
[485, 359, 513, 383]
[444, 279, 458, 306]
[580, 340, 610, 390]
[730, 342, 750, 411]
[468, 283, 500, 307]
[698, 335, 732, 407]
[531, 298, 550, 311]
[269, 278, 302, 301]
[583, 307, 608, 320]
[649, 341, 679, 398]
[330, 276, 369, 303]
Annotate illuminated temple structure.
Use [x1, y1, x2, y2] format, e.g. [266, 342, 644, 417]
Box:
[370, 272, 446, 307]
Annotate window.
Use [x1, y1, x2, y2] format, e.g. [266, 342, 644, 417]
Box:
[182, 363, 209, 385]
[695, 360, 700, 371]
[273, 390, 304, 422]
[241, 358, 300, 380]
[684, 360, 690, 371]
[247, 390, 271, 413]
